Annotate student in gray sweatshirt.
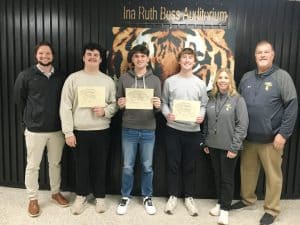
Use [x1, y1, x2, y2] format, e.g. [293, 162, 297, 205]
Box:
[203, 68, 248, 225]
[162, 48, 208, 216]
[116, 44, 161, 215]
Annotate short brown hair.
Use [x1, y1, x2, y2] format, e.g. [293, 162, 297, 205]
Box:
[255, 40, 274, 52]
[177, 48, 197, 62]
[34, 41, 54, 56]
[82, 42, 102, 57]
[127, 44, 150, 63]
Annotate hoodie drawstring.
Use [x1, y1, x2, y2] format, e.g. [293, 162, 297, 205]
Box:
[134, 75, 146, 89]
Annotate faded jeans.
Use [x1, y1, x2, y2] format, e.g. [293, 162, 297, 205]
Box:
[121, 128, 155, 198]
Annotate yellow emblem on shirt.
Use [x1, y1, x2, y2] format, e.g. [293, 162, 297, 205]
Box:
[264, 82, 272, 91]
[225, 103, 232, 111]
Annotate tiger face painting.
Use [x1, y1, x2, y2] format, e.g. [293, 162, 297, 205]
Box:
[109, 27, 235, 90]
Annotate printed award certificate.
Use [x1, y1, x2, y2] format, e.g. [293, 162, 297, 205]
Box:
[172, 99, 201, 122]
[77, 86, 105, 107]
[125, 88, 154, 110]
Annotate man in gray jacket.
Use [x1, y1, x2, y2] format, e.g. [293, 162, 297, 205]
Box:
[231, 40, 298, 225]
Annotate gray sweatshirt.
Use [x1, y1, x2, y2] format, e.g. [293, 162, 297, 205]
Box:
[205, 93, 249, 151]
[116, 69, 161, 130]
[162, 74, 208, 132]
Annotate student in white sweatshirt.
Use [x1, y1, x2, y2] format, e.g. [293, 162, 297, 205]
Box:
[60, 42, 117, 215]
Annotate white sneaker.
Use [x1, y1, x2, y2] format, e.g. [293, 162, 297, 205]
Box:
[218, 210, 229, 225]
[116, 197, 130, 215]
[164, 196, 177, 214]
[95, 198, 106, 213]
[210, 203, 220, 216]
[71, 195, 86, 215]
[143, 197, 156, 215]
[184, 197, 198, 216]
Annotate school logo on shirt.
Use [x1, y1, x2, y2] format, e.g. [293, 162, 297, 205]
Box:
[225, 103, 232, 111]
[264, 82, 272, 91]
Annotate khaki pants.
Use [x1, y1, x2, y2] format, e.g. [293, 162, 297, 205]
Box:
[24, 129, 65, 200]
[240, 141, 283, 216]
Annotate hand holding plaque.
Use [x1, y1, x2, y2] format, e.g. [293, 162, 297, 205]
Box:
[172, 99, 201, 122]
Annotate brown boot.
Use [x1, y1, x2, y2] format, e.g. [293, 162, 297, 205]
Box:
[52, 192, 69, 207]
[28, 200, 40, 217]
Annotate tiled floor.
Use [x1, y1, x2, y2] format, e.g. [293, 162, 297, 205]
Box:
[0, 186, 299, 225]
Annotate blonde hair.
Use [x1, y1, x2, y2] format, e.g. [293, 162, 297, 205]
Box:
[211, 68, 238, 97]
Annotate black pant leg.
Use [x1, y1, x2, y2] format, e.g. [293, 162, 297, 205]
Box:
[74, 130, 90, 196]
[209, 148, 221, 203]
[219, 149, 238, 210]
[182, 131, 201, 197]
[165, 127, 182, 197]
[90, 129, 110, 198]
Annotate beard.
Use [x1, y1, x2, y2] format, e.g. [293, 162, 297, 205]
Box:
[37, 60, 53, 67]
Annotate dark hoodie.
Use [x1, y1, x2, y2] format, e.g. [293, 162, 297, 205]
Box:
[116, 69, 161, 130]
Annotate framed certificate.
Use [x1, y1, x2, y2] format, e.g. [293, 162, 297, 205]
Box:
[77, 86, 105, 108]
[172, 99, 201, 122]
[125, 88, 154, 110]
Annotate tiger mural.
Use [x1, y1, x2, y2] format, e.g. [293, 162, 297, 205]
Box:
[109, 27, 235, 91]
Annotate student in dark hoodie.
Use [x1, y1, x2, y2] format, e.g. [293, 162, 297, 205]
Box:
[231, 41, 298, 225]
[116, 44, 161, 215]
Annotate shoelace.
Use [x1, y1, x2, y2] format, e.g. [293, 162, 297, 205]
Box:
[120, 199, 128, 206]
[144, 198, 153, 206]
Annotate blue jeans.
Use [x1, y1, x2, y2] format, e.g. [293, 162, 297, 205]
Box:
[121, 128, 155, 197]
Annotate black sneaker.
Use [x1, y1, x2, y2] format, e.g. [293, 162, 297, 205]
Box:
[230, 201, 247, 210]
[260, 213, 276, 225]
